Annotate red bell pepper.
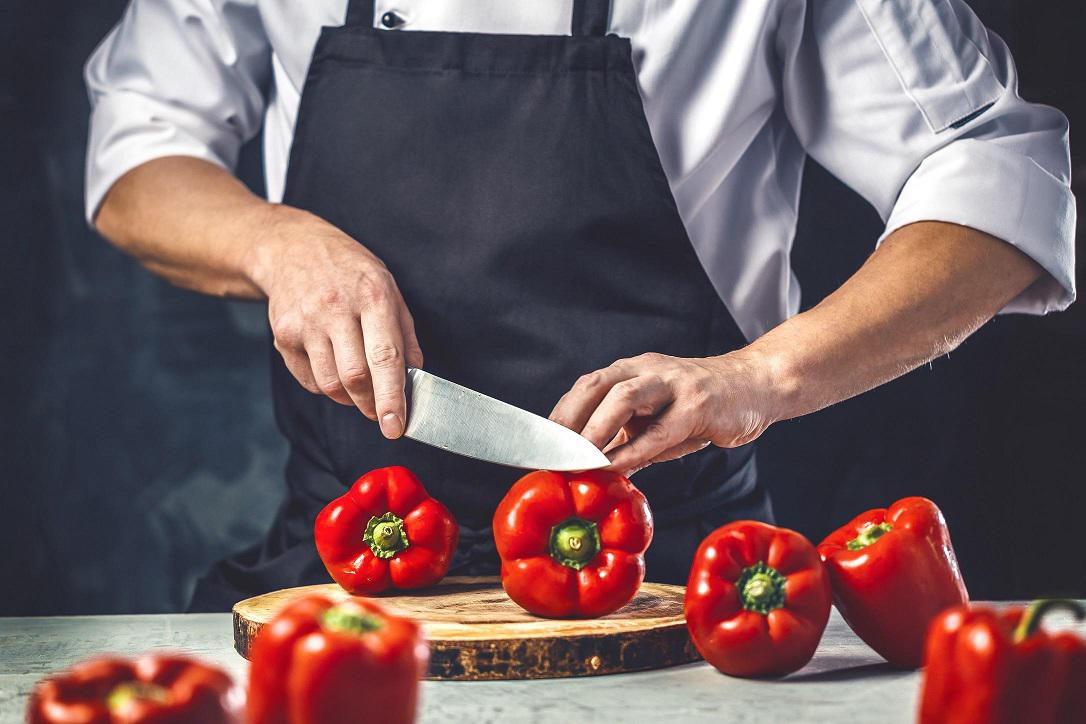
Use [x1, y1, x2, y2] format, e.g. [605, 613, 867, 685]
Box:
[247, 594, 428, 724]
[28, 654, 240, 723]
[493, 469, 653, 618]
[919, 599, 1086, 724]
[685, 520, 832, 677]
[817, 496, 969, 668]
[315, 465, 459, 594]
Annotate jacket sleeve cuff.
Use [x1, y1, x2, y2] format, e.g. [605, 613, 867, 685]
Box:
[85, 92, 241, 225]
[878, 138, 1076, 315]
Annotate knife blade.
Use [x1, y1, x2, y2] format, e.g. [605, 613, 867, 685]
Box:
[403, 368, 610, 471]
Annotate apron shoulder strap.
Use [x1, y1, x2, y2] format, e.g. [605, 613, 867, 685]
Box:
[344, 0, 611, 37]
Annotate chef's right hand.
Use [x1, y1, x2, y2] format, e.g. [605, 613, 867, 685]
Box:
[249, 206, 423, 439]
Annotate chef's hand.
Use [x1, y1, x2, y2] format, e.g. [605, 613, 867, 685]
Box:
[252, 209, 423, 439]
[549, 351, 784, 475]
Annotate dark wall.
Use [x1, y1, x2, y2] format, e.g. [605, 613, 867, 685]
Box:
[2, 1, 1082, 615]
[2, 0, 283, 615]
[767, 0, 1086, 602]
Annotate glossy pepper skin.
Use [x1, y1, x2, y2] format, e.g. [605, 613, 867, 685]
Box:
[493, 469, 653, 618]
[315, 466, 458, 594]
[817, 496, 969, 668]
[247, 594, 428, 724]
[685, 521, 832, 677]
[919, 600, 1086, 724]
[28, 654, 240, 724]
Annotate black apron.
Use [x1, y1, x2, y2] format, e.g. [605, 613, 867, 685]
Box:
[189, 0, 772, 612]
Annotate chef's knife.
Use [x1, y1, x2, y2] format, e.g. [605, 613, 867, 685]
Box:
[403, 368, 610, 471]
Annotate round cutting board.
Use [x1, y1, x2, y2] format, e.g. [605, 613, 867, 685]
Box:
[233, 576, 700, 680]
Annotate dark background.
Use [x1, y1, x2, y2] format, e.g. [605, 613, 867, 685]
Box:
[2, 1, 1082, 615]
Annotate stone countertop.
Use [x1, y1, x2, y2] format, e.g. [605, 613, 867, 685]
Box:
[5, 605, 1076, 723]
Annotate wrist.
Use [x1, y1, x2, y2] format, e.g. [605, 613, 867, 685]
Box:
[716, 342, 803, 425]
[242, 203, 315, 295]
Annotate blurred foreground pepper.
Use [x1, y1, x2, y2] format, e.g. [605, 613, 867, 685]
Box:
[247, 594, 428, 724]
[493, 469, 653, 618]
[28, 654, 240, 723]
[685, 520, 832, 677]
[315, 465, 459, 594]
[918, 599, 1086, 724]
[818, 496, 969, 667]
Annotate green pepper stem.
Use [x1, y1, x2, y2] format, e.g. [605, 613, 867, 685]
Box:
[846, 522, 893, 551]
[549, 517, 601, 570]
[107, 682, 170, 712]
[321, 605, 384, 635]
[736, 562, 787, 614]
[363, 512, 409, 559]
[1013, 599, 1086, 643]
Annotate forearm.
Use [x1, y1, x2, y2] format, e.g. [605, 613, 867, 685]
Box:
[95, 156, 303, 299]
[96, 154, 423, 436]
[548, 222, 1046, 473]
[750, 221, 1045, 422]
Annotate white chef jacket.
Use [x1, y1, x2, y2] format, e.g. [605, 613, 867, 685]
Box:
[85, 0, 1076, 340]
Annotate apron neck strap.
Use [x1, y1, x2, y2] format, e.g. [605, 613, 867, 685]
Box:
[344, 0, 611, 36]
[572, 0, 610, 37]
[345, 0, 375, 27]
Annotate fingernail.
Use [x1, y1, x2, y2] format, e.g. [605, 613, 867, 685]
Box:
[381, 412, 403, 439]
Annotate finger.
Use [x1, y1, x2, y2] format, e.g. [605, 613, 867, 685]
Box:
[606, 408, 691, 475]
[647, 439, 711, 464]
[603, 414, 655, 452]
[274, 337, 321, 395]
[360, 299, 408, 439]
[328, 320, 376, 419]
[549, 361, 639, 433]
[602, 428, 630, 453]
[305, 335, 354, 406]
[580, 376, 672, 450]
[397, 298, 425, 369]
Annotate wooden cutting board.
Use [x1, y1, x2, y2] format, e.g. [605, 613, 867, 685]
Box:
[233, 576, 700, 680]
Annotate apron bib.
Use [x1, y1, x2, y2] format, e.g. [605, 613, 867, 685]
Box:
[190, 0, 771, 611]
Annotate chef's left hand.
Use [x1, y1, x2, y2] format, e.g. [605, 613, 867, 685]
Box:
[549, 351, 785, 475]
[551, 223, 1047, 477]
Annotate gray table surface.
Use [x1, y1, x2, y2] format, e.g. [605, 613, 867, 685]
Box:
[3, 605, 1080, 723]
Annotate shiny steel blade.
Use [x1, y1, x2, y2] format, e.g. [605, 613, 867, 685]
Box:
[403, 368, 610, 471]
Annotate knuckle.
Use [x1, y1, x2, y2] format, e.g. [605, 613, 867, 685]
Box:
[675, 376, 703, 399]
[359, 270, 394, 306]
[283, 363, 320, 393]
[318, 288, 342, 309]
[317, 375, 346, 396]
[374, 391, 402, 407]
[611, 380, 640, 403]
[661, 365, 692, 388]
[641, 373, 665, 393]
[368, 342, 402, 369]
[270, 315, 303, 346]
[577, 371, 604, 391]
[685, 373, 718, 407]
[340, 365, 371, 391]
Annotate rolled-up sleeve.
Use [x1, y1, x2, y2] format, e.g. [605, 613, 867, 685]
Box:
[84, 0, 270, 223]
[779, 0, 1075, 314]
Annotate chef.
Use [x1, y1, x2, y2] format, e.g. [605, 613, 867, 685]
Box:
[85, 1, 1074, 611]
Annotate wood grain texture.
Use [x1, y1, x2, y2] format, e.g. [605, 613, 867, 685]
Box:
[233, 576, 700, 680]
